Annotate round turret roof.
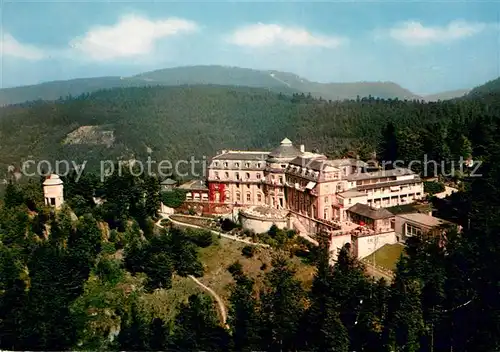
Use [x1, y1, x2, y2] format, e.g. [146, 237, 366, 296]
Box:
[161, 178, 177, 185]
[43, 174, 63, 186]
[268, 138, 301, 160]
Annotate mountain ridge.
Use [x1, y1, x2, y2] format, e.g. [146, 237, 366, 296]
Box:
[0, 65, 474, 106]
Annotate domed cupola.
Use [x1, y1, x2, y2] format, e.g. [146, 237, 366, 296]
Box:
[267, 138, 302, 163]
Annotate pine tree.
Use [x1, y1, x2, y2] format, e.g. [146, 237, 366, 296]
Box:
[149, 317, 169, 351]
[117, 300, 151, 351]
[169, 294, 230, 351]
[259, 255, 306, 351]
[379, 122, 398, 169]
[227, 270, 261, 351]
[384, 265, 425, 352]
[299, 242, 349, 351]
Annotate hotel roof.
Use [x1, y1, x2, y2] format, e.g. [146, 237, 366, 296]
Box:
[268, 138, 302, 160]
[348, 203, 394, 220]
[327, 158, 369, 168]
[397, 213, 451, 228]
[288, 156, 334, 172]
[212, 151, 269, 161]
[346, 167, 415, 181]
[178, 179, 208, 191]
[354, 178, 422, 191]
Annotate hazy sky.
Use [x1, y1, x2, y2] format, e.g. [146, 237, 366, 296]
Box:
[1, 0, 499, 94]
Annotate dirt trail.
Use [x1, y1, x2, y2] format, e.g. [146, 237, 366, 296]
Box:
[189, 275, 228, 328]
[160, 214, 269, 247]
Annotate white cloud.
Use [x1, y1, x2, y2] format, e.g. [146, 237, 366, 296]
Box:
[388, 20, 487, 46]
[70, 14, 199, 61]
[227, 23, 346, 48]
[1, 33, 46, 60]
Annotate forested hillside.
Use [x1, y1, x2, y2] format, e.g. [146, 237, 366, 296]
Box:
[2, 125, 500, 351]
[0, 84, 498, 180]
[2, 78, 500, 350]
[467, 77, 500, 96]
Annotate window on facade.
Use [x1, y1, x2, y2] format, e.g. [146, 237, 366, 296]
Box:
[257, 173, 261, 179]
[257, 194, 262, 202]
[247, 184, 250, 189]
[245, 162, 250, 168]
[224, 162, 228, 167]
[279, 176, 283, 184]
[214, 162, 219, 167]
[281, 164, 286, 169]
[214, 171, 219, 179]
[235, 172, 240, 180]
[405, 223, 422, 237]
[50, 198, 56, 205]
[236, 193, 241, 201]
[348, 198, 352, 205]
[324, 196, 329, 203]
[245, 172, 250, 179]
[246, 193, 251, 202]
[225, 172, 229, 178]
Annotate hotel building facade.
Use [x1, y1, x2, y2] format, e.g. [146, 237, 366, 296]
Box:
[205, 138, 425, 237]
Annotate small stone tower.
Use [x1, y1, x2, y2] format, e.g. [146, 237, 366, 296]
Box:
[43, 174, 64, 209]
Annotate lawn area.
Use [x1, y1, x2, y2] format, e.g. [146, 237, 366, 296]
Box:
[141, 237, 316, 322]
[363, 243, 405, 272]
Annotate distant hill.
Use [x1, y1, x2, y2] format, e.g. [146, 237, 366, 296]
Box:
[0, 77, 150, 106]
[134, 66, 421, 101]
[467, 77, 500, 97]
[0, 65, 466, 106]
[423, 89, 470, 102]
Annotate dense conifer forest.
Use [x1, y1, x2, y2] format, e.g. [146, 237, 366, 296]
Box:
[1, 82, 500, 351]
[0, 84, 498, 175]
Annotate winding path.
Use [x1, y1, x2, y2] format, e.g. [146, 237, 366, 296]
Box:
[155, 213, 237, 328]
[159, 214, 269, 247]
[189, 275, 228, 328]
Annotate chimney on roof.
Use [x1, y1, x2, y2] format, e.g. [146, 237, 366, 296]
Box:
[300, 144, 305, 153]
